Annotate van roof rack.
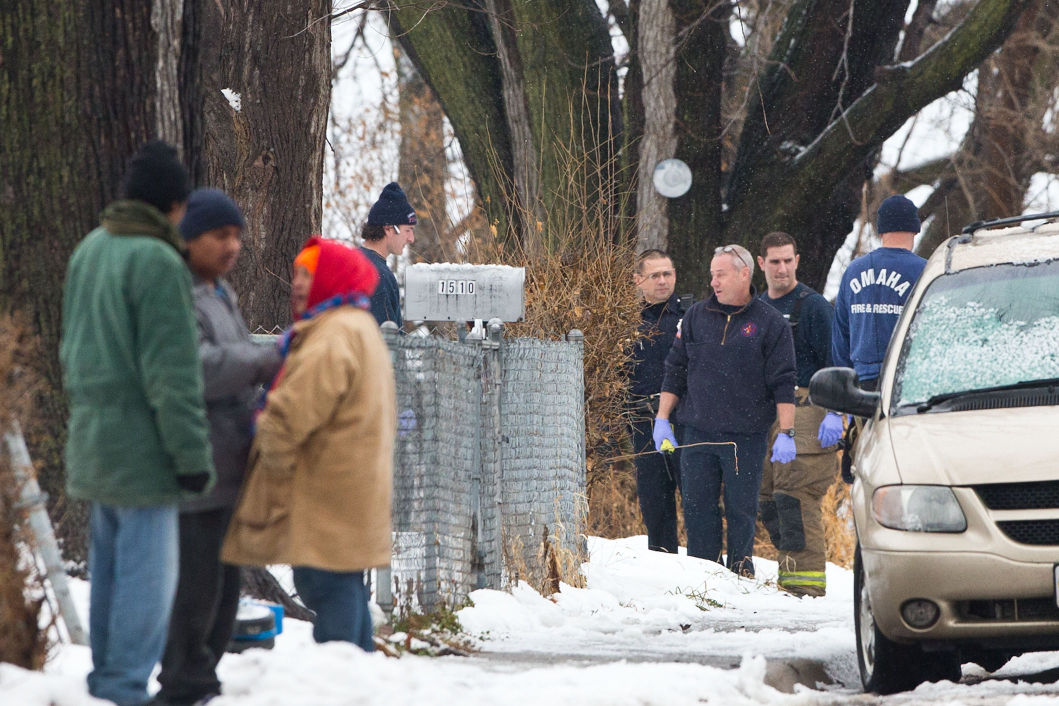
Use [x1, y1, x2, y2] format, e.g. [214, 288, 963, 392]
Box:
[961, 211, 1059, 235]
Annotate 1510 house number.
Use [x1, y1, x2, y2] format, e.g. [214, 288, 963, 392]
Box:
[437, 279, 476, 295]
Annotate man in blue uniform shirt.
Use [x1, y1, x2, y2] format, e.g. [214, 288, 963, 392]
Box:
[654, 244, 797, 577]
[831, 194, 927, 390]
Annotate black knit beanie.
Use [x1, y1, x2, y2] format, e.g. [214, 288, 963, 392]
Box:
[367, 182, 417, 226]
[876, 194, 921, 235]
[121, 140, 190, 214]
[179, 188, 245, 240]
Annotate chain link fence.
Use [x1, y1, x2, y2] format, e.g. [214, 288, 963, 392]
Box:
[379, 324, 586, 614]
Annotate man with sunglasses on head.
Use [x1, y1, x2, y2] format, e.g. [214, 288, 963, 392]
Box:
[653, 243, 796, 577]
[359, 182, 417, 328]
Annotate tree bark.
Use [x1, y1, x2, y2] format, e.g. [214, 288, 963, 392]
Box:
[916, 0, 1058, 253]
[723, 0, 1029, 290]
[388, 0, 622, 253]
[634, 0, 678, 253]
[396, 46, 450, 264]
[386, 2, 517, 245]
[667, 0, 730, 295]
[182, 0, 332, 331]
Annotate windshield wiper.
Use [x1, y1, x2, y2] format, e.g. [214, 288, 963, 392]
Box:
[916, 377, 1059, 413]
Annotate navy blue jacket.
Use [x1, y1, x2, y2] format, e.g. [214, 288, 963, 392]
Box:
[759, 283, 833, 387]
[629, 294, 684, 397]
[359, 246, 402, 327]
[662, 290, 796, 434]
[831, 247, 925, 381]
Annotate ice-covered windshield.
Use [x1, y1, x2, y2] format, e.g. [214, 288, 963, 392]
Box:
[893, 260, 1059, 408]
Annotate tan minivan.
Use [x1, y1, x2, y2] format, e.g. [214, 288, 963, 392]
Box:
[811, 212, 1059, 694]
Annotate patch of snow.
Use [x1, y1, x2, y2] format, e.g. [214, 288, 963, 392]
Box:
[221, 89, 241, 113]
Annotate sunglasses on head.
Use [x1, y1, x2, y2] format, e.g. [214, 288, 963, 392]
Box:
[714, 245, 753, 270]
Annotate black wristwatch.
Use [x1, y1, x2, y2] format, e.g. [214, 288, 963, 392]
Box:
[779, 428, 795, 438]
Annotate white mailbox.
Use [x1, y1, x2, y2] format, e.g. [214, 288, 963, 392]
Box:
[403, 263, 525, 322]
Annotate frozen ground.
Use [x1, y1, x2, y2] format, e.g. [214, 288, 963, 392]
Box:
[4, 536, 1059, 705]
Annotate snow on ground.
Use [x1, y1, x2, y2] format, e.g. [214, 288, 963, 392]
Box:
[5, 536, 1059, 705]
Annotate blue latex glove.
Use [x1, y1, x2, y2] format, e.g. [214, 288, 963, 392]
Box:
[771, 433, 796, 464]
[652, 418, 677, 453]
[817, 412, 844, 448]
[398, 409, 417, 437]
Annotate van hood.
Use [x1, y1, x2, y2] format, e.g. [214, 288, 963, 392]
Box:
[888, 406, 1059, 485]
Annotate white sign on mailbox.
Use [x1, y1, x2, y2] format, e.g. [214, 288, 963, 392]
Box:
[403, 263, 525, 322]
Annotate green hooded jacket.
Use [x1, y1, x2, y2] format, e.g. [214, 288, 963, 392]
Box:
[60, 200, 215, 505]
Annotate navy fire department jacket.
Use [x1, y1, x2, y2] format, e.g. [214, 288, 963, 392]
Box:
[629, 294, 684, 398]
[831, 247, 926, 382]
[662, 289, 796, 434]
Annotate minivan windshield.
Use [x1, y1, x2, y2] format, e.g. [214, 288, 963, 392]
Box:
[893, 259, 1059, 410]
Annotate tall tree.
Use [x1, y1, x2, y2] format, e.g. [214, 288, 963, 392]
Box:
[382, 0, 1032, 294]
[384, 0, 622, 256]
[1, 0, 334, 560]
[897, 0, 1059, 253]
[182, 0, 332, 331]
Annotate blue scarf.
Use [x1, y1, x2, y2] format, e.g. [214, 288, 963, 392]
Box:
[254, 292, 373, 426]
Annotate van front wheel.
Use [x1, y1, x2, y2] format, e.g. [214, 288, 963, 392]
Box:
[854, 545, 960, 693]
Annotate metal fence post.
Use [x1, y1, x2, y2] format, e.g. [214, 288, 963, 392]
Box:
[3, 421, 87, 645]
[478, 318, 505, 589]
[378, 321, 400, 615]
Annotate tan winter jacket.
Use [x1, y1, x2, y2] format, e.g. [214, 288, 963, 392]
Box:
[222, 306, 395, 572]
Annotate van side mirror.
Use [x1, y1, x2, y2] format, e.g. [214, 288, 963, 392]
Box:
[809, 367, 880, 418]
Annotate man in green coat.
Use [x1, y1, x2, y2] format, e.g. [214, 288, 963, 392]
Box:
[60, 140, 215, 706]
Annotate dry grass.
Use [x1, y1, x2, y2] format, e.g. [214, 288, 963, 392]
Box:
[0, 312, 49, 669]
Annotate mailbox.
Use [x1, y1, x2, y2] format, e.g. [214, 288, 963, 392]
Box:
[403, 263, 525, 322]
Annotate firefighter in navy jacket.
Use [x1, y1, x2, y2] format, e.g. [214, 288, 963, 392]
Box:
[627, 250, 684, 553]
[654, 244, 796, 577]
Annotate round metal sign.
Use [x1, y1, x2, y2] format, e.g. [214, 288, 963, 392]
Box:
[652, 158, 692, 198]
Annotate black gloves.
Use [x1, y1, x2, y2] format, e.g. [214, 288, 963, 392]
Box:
[177, 472, 211, 493]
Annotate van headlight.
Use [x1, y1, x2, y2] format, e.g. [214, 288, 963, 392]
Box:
[872, 485, 967, 532]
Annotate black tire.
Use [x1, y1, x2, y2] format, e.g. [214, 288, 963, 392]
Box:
[854, 545, 961, 694]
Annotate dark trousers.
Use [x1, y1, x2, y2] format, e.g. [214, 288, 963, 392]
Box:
[292, 567, 374, 651]
[680, 427, 768, 576]
[157, 508, 241, 704]
[629, 413, 681, 553]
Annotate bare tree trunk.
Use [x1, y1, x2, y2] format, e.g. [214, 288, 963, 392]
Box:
[484, 0, 543, 254]
[396, 45, 451, 264]
[183, 0, 332, 331]
[634, 0, 678, 253]
[916, 0, 1058, 253]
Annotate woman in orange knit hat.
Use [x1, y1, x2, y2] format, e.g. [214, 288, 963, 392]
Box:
[223, 237, 394, 650]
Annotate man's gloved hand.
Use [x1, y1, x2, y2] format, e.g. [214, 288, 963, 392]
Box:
[770, 434, 796, 464]
[817, 412, 844, 448]
[398, 409, 417, 437]
[177, 472, 211, 493]
[652, 418, 677, 453]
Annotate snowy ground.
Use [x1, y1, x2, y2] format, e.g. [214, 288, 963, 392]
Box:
[4, 536, 1059, 705]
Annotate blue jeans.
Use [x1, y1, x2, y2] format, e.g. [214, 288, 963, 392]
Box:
[292, 567, 374, 651]
[88, 502, 178, 706]
[680, 428, 768, 576]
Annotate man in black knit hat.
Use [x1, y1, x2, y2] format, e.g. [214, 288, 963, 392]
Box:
[61, 141, 214, 706]
[360, 182, 417, 327]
